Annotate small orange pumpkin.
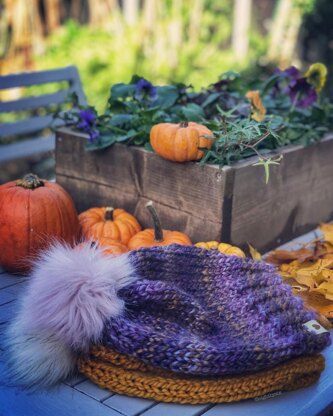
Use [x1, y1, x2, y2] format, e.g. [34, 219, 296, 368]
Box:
[78, 237, 128, 256]
[79, 207, 141, 245]
[0, 173, 80, 273]
[150, 121, 214, 162]
[128, 201, 192, 250]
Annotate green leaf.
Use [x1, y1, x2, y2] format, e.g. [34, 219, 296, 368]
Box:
[144, 142, 154, 152]
[181, 103, 205, 121]
[261, 74, 280, 95]
[109, 83, 135, 101]
[202, 92, 221, 108]
[219, 71, 240, 81]
[110, 114, 134, 126]
[154, 86, 179, 109]
[85, 135, 118, 151]
[252, 157, 282, 184]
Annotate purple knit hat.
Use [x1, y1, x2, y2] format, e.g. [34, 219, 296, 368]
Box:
[104, 245, 330, 375]
[5, 243, 330, 387]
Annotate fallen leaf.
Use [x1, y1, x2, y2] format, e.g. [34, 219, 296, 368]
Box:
[266, 247, 313, 265]
[320, 223, 333, 244]
[280, 260, 302, 278]
[248, 243, 262, 261]
[314, 241, 333, 259]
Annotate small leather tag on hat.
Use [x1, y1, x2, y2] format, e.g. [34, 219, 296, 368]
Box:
[303, 320, 329, 335]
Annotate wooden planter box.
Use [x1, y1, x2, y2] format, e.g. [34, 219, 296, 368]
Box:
[55, 127, 333, 252]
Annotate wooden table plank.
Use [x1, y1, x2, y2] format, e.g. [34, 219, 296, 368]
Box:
[0, 300, 18, 324]
[0, 272, 27, 289]
[0, 282, 26, 306]
[75, 379, 113, 402]
[0, 373, 122, 416]
[141, 403, 211, 416]
[103, 395, 156, 416]
[64, 373, 87, 387]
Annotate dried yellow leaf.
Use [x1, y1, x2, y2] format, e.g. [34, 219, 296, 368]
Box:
[245, 90, 267, 122]
[320, 223, 333, 244]
[266, 247, 313, 265]
[280, 260, 302, 278]
[248, 244, 262, 261]
[294, 274, 317, 290]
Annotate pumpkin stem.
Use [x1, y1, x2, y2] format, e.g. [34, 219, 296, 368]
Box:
[104, 207, 114, 221]
[16, 173, 44, 189]
[179, 121, 189, 128]
[146, 201, 164, 242]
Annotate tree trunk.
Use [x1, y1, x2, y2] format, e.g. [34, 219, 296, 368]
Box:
[232, 0, 252, 61]
[123, 0, 139, 26]
[266, 0, 292, 62]
[45, 0, 61, 33]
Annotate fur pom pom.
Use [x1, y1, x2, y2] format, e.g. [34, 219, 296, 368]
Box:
[5, 242, 135, 387]
[5, 320, 77, 388]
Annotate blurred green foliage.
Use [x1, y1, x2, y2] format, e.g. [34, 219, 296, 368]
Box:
[35, 1, 267, 112]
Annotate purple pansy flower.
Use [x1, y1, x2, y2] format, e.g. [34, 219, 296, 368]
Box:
[288, 77, 317, 109]
[76, 109, 100, 143]
[272, 66, 300, 95]
[134, 78, 158, 102]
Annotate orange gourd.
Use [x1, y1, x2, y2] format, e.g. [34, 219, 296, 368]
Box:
[150, 121, 214, 162]
[78, 237, 128, 256]
[195, 241, 245, 258]
[127, 201, 192, 249]
[79, 207, 141, 245]
[0, 173, 80, 273]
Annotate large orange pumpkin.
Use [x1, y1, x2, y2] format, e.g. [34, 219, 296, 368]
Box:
[150, 121, 214, 162]
[78, 238, 128, 256]
[0, 173, 80, 274]
[79, 207, 141, 245]
[127, 201, 192, 249]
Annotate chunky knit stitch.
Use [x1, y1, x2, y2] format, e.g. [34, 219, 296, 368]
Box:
[79, 346, 326, 404]
[102, 245, 330, 376]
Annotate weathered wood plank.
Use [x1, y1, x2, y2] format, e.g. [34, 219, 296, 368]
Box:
[141, 403, 211, 416]
[0, 300, 18, 324]
[0, 90, 72, 113]
[133, 197, 223, 243]
[65, 373, 87, 388]
[103, 394, 155, 416]
[0, 360, 122, 416]
[0, 115, 54, 137]
[0, 272, 26, 289]
[230, 136, 333, 252]
[55, 129, 227, 223]
[0, 135, 55, 162]
[56, 174, 224, 243]
[55, 174, 139, 215]
[75, 380, 113, 402]
[0, 66, 82, 94]
[56, 128, 333, 251]
[0, 283, 25, 306]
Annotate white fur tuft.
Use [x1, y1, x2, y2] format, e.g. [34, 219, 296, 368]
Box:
[5, 319, 77, 388]
[5, 242, 135, 387]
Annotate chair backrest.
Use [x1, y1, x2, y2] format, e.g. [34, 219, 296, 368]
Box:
[0, 65, 86, 183]
[0, 65, 86, 138]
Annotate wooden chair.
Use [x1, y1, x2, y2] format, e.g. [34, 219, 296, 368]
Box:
[0, 65, 86, 181]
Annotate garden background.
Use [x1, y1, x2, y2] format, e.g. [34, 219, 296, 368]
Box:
[1, 0, 333, 113]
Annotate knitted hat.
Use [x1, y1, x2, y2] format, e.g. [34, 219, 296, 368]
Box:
[79, 346, 326, 404]
[5, 243, 330, 388]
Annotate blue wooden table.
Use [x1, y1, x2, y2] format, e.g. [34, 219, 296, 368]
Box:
[0, 230, 332, 416]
